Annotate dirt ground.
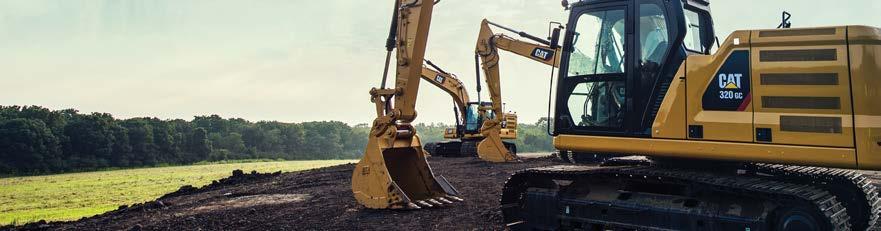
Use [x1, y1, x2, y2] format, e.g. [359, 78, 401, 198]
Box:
[9, 153, 881, 231]
[8, 154, 559, 231]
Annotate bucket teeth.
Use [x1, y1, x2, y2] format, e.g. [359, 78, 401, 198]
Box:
[352, 134, 460, 210]
[428, 199, 443, 206]
[416, 200, 434, 208]
[438, 197, 453, 204]
[447, 196, 464, 202]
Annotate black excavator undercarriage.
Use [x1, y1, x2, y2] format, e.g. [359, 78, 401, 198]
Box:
[425, 140, 516, 158]
[501, 160, 881, 230]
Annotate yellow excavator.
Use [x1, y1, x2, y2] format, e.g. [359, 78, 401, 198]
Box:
[355, 0, 881, 230]
[420, 62, 519, 162]
[498, 1, 881, 230]
[470, 19, 566, 162]
[474, 19, 620, 164]
[417, 18, 571, 162]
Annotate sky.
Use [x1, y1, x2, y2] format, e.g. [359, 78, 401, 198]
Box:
[1, 0, 879, 125]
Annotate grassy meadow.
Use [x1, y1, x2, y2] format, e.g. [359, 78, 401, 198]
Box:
[0, 160, 355, 226]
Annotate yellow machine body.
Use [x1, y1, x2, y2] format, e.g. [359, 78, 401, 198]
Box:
[556, 26, 881, 170]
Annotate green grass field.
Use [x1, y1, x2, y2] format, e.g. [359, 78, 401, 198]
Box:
[0, 160, 355, 226]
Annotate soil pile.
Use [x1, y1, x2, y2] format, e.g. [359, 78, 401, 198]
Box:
[12, 154, 881, 231]
[13, 156, 558, 231]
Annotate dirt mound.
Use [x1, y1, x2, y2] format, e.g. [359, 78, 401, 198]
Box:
[8, 154, 881, 231]
[7, 156, 558, 231]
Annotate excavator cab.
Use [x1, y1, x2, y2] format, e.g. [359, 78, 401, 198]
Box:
[462, 102, 483, 135]
[462, 102, 496, 135]
[554, 0, 715, 136]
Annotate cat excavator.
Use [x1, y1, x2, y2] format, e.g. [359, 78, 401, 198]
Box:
[471, 19, 565, 163]
[419, 63, 519, 162]
[419, 17, 588, 163]
[475, 18, 621, 164]
[354, 0, 881, 230]
[499, 0, 881, 230]
[417, 17, 571, 162]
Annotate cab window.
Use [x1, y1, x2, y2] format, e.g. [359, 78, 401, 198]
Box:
[567, 82, 626, 128]
[683, 9, 704, 53]
[638, 3, 670, 67]
[464, 104, 481, 132]
[567, 9, 626, 77]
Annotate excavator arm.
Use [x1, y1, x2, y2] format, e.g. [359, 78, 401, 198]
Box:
[420, 64, 470, 119]
[421, 64, 470, 140]
[476, 19, 561, 119]
[352, 0, 461, 210]
[473, 19, 562, 162]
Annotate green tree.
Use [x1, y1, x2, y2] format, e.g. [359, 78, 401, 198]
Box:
[280, 124, 305, 159]
[189, 128, 212, 161]
[220, 132, 247, 155]
[123, 119, 156, 166]
[64, 113, 116, 168]
[0, 105, 407, 175]
[110, 124, 133, 166]
[149, 119, 178, 163]
[0, 119, 62, 174]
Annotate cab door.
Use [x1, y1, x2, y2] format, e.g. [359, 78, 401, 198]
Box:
[555, 2, 633, 136]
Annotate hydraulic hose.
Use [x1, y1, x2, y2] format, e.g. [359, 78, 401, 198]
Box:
[380, 0, 400, 90]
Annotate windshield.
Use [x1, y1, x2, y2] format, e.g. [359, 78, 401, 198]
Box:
[464, 104, 481, 133]
[567, 9, 626, 77]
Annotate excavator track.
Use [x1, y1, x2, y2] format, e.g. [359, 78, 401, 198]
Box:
[426, 140, 466, 157]
[501, 165, 855, 230]
[460, 140, 478, 157]
[748, 164, 881, 230]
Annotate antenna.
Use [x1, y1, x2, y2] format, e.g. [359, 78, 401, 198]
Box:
[777, 11, 792, 29]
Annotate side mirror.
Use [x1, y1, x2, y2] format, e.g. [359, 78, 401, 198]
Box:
[550, 27, 562, 49]
[561, 0, 569, 10]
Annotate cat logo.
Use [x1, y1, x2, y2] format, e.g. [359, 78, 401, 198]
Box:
[531, 48, 555, 61]
[703, 50, 751, 111]
[434, 74, 445, 84]
[718, 73, 743, 89]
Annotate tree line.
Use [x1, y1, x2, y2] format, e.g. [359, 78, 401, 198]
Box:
[0, 105, 553, 175]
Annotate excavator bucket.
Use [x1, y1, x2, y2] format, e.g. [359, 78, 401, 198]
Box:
[352, 124, 461, 209]
[477, 120, 518, 162]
